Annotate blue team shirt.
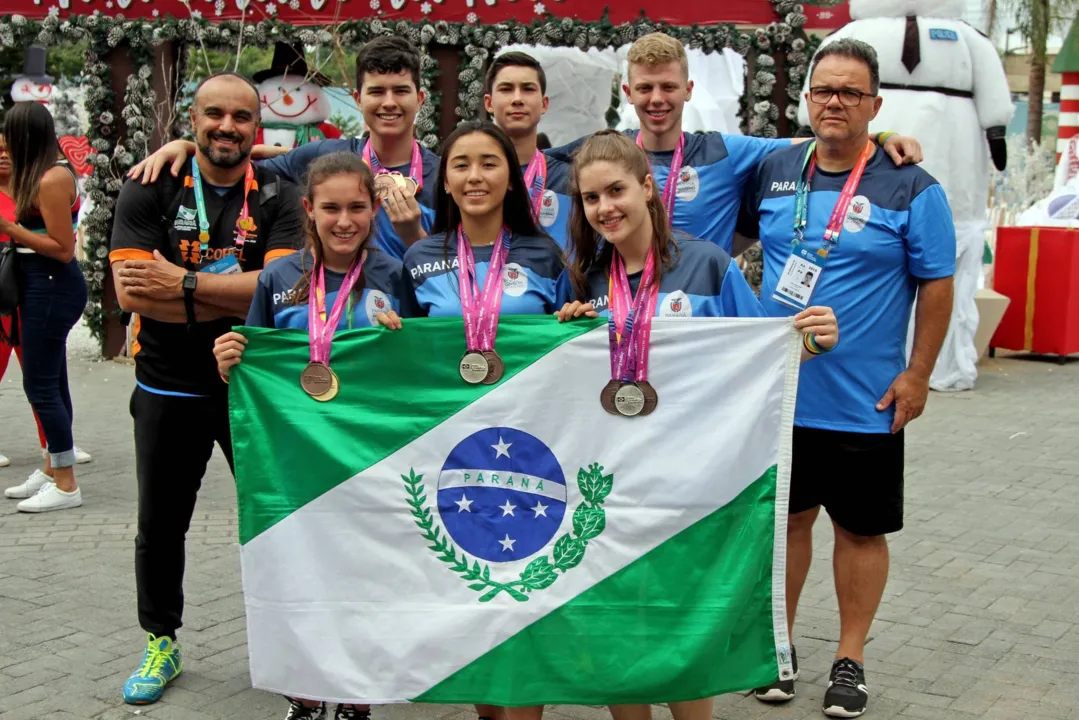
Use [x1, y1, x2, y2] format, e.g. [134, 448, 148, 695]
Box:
[402, 231, 571, 317]
[247, 248, 407, 330]
[582, 234, 765, 319]
[258, 137, 440, 260]
[549, 131, 791, 254]
[536, 154, 572, 250]
[739, 144, 956, 434]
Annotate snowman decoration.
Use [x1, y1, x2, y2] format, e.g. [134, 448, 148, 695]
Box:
[254, 43, 341, 149]
[799, 0, 1014, 392]
[9, 45, 55, 105]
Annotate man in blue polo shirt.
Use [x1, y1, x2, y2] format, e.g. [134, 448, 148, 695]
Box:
[547, 32, 922, 256]
[127, 37, 438, 260]
[739, 39, 954, 718]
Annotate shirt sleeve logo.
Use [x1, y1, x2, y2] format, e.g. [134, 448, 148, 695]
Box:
[843, 195, 872, 233]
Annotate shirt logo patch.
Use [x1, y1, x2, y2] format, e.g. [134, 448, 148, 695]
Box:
[502, 263, 529, 297]
[365, 290, 391, 325]
[770, 181, 797, 193]
[661, 290, 693, 318]
[843, 195, 871, 233]
[539, 190, 559, 228]
[675, 166, 700, 202]
[929, 28, 959, 41]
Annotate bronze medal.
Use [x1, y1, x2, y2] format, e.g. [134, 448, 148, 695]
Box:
[613, 382, 647, 417]
[311, 368, 340, 403]
[400, 176, 419, 198]
[460, 351, 490, 385]
[600, 379, 621, 415]
[373, 173, 397, 200]
[481, 350, 504, 385]
[636, 380, 659, 416]
[300, 362, 334, 398]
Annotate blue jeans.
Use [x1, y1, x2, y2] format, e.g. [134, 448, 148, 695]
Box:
[17, 253, 87, 468]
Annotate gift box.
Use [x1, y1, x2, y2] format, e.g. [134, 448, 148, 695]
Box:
[991, 227, 1079, 357]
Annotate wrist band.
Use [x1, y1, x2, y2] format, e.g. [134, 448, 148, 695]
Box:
[803, 333, 822, 355]
[875, 131, 897, 145]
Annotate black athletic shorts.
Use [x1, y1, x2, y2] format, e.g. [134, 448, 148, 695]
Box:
[789, 426, 904, 536]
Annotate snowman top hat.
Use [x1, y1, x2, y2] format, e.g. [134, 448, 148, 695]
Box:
[253, 42, 331, 87]
[17, 45, 53, 84]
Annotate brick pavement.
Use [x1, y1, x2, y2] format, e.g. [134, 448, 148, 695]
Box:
[1, 352, 1077, 720]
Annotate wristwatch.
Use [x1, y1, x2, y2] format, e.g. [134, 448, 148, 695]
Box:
[182, 271, 198, 326]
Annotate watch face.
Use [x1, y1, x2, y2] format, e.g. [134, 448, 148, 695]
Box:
[183, 273, 198, 291]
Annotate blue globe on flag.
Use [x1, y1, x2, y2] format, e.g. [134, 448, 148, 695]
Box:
[436, 427, 567, 563]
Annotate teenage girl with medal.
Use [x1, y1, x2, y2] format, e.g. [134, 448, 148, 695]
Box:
[531, 130, 839, 720]
[213, 152, 405, 720]
[381, 121, 570, 391]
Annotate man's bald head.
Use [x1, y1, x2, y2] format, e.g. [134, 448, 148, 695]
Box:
[190, 73, 261, 169]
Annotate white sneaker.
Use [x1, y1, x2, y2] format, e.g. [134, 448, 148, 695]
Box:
[41, 446, 93, 464]
[16, 482, 82, 513]
[5, 469, 51, 499]
[0, 453, 9, 468]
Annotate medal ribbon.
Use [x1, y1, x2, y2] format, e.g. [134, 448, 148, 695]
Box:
[189, 161, 257, 250]
[363, 138, 424, 190]
[457, 225, 510, 352]
[307, 254, 365, 366]
[636, 131, 685, 224]
[792, 140, 874, 251]
[523, 149, 547, 221]
[607, 249, 659, 382]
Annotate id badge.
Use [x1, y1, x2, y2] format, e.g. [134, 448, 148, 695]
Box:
[772, 244, 825, 310]
[203, 254, 241, 275]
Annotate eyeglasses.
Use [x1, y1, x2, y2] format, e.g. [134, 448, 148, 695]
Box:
[808, 87, 875, 107]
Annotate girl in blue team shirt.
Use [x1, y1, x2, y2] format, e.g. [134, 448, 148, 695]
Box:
[385, 120, 569, 325]
[213, 151, 403, 720]
[542, 132, 839, 720]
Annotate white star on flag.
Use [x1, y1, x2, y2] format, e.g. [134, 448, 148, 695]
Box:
[499, 534, 516, 552]
[499, 500, 516, 517]
[532, 501, 548, 518]
[455, 494, 473, 512]
[492, 436, 512, 458]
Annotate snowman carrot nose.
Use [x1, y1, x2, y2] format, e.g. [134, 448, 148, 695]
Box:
[282, 91, 294, 106]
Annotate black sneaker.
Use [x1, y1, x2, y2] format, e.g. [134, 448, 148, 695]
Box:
[823, 657, 868, 718]
[754, 645, 798, 702]
[284, 700, 326, 720]
[334, 706, 371, 720]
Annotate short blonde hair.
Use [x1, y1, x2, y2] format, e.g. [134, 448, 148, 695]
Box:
[626, 33, 689, 80]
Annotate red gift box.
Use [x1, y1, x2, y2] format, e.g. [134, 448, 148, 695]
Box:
[991, 227, 1079, 356]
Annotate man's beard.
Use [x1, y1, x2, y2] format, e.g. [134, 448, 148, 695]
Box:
[198, 132, 251, 169]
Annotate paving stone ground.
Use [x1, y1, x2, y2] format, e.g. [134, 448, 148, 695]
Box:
[1, 351, 1077, 720]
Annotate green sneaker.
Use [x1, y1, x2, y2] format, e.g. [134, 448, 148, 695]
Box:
[123, 634, 183, 704]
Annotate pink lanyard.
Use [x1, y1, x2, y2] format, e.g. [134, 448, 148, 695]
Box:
[608, 250, 659, 382]
[457, 226, 510, 352]
[523, 149, 547, 220]
[636, 131, 685, 223]
[362, 139, 424, 190]
[794, 140, 874, 251]
[307, 255, 364, 366]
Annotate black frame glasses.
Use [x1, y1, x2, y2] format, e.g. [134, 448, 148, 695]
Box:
[808, 87, 876, 107]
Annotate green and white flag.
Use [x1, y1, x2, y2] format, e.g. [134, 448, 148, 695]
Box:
[230, 316, 799, 706]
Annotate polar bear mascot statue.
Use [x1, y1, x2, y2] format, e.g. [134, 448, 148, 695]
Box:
[799, 0, 1013, 391]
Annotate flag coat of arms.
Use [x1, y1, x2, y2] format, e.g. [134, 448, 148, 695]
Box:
[230, 316, 799, 705]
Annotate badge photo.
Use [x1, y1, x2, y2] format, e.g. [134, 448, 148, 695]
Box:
[843, 195, 871, 233]
[538, 190, 559, 228]
[501, 263, 529, 297]
[674, 166, 700, 202]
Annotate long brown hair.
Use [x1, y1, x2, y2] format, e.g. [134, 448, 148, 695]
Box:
[567, 129, 677, 301]
[2, 102, 60, 221]
[290, 151, 378, 305]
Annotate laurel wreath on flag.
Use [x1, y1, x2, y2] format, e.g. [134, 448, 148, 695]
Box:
[402, 462, 613, 602]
